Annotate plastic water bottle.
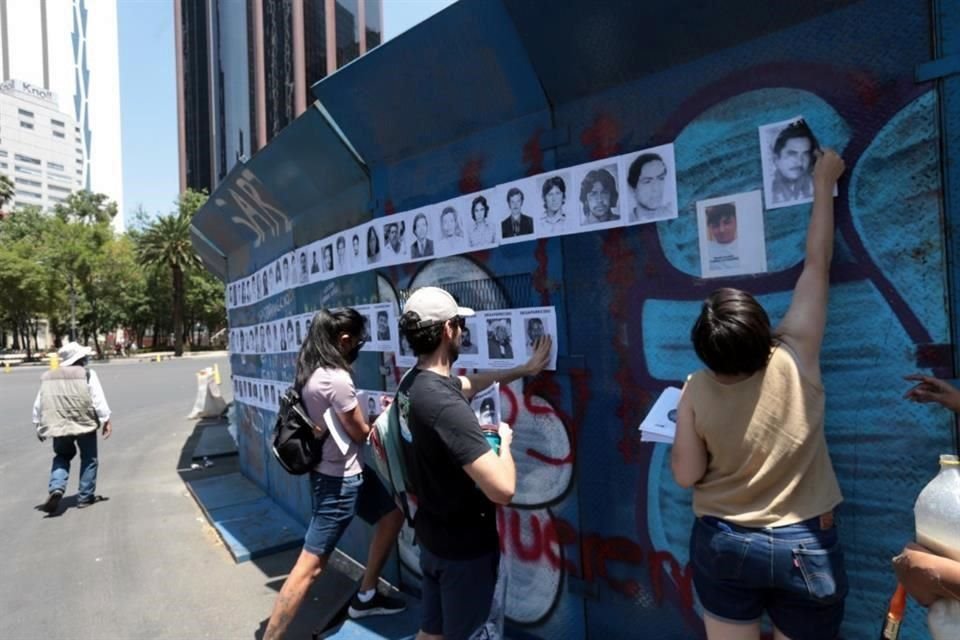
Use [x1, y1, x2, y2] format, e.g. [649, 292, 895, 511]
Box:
[481, 427, 500, 455]
[914, 455, 960, 561]
[929, 599, 960, 640]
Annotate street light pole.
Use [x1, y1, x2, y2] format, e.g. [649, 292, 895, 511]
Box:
[69, 278, 77, 342]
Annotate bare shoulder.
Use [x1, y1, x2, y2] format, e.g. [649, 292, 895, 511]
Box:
[775, 337, 823, 389]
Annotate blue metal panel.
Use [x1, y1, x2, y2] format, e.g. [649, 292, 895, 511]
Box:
[196, 1, 958, 637]
[501, 0, 858, 108]
[935, 0, 960, 455]
[310, 0, 548, 170]
[189, 226, 227, 280]
[192, 108, 370, 272]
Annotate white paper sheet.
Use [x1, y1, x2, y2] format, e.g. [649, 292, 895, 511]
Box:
[638, 386, 682, 443]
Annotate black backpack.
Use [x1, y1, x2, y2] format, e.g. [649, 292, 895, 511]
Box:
[271, 386, 328, 475]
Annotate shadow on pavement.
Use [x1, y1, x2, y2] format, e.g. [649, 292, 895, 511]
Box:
[34, 494, 111, 518]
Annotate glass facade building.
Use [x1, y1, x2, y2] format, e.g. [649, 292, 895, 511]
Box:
[175, 0, 382, 194]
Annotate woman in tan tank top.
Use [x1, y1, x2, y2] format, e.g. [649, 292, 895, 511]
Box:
[671, 149, 847, 640]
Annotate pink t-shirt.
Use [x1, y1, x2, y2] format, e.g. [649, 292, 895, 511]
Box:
[301, 366, 362, 477]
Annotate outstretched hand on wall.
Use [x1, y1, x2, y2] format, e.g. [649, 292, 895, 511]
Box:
[904, 374, 960, 413]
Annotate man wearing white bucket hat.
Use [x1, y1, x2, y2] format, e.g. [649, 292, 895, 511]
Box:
[32, 341, 113, 514]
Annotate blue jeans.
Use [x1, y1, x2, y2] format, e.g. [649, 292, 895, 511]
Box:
[690, 515, 847, 640]
[302, 468, 397, 557]
[49, 432, 98, 502]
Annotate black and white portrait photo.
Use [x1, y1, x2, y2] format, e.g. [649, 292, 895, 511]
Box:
[467, 193, 497, 248]
[322, 244, 334, 273]
[620, 144, 678, 224]
[361, 313, 372, 344]
[376, 310, 391, 341]
[298, 250, 309, 284]
[436, 202, 466, 256]
[536, 173, 572, 237]
[524, 316, 545, 356]
[499, 183, 535, 241]
[335, 235, 347, 275]
[759, 117, 830, 210]
[311, 249, 321, 275]
[366, 224, 381, 265]
[576, 162, 620, 227]
[460, 317, 479, 355]
[382, 216, 409, 263]
[351, 232, 362, 271]
[410, 212, 435, 259]
[486, 318, 514, 360]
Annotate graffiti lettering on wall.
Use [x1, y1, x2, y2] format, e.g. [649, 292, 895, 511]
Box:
[214, 169, 292, 247]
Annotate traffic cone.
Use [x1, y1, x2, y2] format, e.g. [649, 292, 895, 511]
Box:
[3, 362, 10, 373]
[213, 363, 221, 385]
[49, 354, 59, 370]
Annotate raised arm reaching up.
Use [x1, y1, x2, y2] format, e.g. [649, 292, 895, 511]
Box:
[773, 149, 845, 383]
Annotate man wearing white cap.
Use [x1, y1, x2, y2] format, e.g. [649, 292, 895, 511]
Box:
[397, 287, 552, 640]
[32, 341, 113, 513]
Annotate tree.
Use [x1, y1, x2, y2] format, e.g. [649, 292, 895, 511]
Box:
[51, 191, 119, 354]
[0, 174, 13, 213]
[0, 205, 61, 355]
[138, 190, 206, 356]
[184, 267, 226, 346]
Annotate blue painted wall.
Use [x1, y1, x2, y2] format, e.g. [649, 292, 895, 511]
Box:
[193, 0, 958, 636]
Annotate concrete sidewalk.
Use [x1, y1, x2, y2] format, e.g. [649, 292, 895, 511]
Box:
[181, 418, 420, 639]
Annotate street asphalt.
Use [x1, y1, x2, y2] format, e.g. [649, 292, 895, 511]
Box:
[0, 354, 334, 639]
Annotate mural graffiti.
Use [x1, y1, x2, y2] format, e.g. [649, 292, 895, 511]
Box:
[225, 8, 953, 635]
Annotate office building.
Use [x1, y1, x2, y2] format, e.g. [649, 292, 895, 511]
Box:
[175, 0, 383, 194]
[0, 79, 84, 211]
[0, 0, 125, 231]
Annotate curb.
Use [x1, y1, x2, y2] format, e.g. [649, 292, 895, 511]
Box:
[1, 350, 229, 369]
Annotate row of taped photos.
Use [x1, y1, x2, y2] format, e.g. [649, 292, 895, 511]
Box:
[226, 141, 680, 310]
[230, 305, 559, 372]
[227, 114, 835, 309]
[234, 375, 502, 431]
[229, 303, 397, 357]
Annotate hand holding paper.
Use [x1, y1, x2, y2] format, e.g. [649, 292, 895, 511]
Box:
[639, 387, 682, 444]
[523, 335, 553, 376]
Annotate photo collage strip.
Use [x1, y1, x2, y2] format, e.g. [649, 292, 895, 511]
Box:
[226, 143, 679, 311]
[233, 375, 285, 412]
[229, 303, 397, 357]
[395, 306, 557, 370]
[231, 305, 558, 372]
[236, 376, 502, 433]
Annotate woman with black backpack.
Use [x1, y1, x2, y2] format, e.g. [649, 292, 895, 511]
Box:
[264, 308, 405, 640]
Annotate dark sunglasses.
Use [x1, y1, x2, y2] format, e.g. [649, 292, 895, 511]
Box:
[450, 316, 467, 330]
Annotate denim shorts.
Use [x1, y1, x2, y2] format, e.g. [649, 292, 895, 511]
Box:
[302, 467, 398, 557]
[690, 515, 848, 640]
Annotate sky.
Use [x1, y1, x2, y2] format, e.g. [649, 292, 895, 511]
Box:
[117, 0, 458, 228]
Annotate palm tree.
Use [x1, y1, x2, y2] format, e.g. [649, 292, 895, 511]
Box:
[138, 191, 205, 356]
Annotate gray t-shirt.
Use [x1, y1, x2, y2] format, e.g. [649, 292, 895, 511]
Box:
[301, 366, 361, 477]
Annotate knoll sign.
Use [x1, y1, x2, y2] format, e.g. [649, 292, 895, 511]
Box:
[0, 79, 57, 105]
